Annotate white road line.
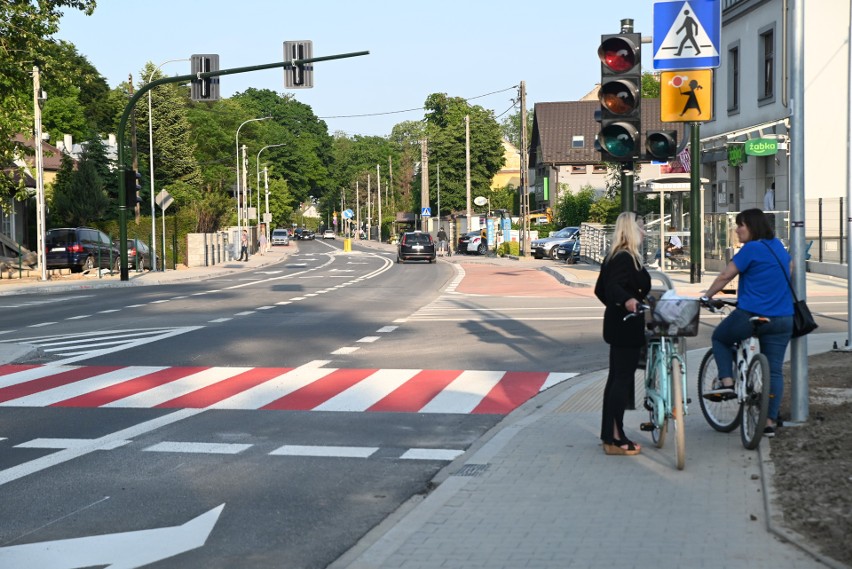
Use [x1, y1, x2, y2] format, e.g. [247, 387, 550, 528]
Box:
[28, 322, 56, 328]
[314, 369, 421, 412]
[275, 301, 292, 306]
[401, 449, 464, 461]
[103, 367, 252, 408]
[0, 409, 203, 487]
[98, 309, 120, 314]
[269, 445, 378, 458]
[290, 297, 306, 301]
[357, 336, 380, 343]
[234, 311, 255, 316]
[126, 304, 145, 308]
[15, 438, 130, 450]
[66, 315, 91, 320]
[256, 306, 275, 310]
[144, 442, 252, 454]
[419, 370, 505, 414]
[376, 326, 398, 333]
[331, 347, 359, 355]
[150, 300, 170, 304]
[209, 318, 232, 323]
[209, 363, 334, 410]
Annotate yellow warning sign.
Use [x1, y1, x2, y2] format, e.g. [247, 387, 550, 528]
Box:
[660, 70, 713, 122]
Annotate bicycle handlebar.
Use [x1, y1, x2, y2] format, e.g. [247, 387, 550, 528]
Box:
[699, 296, 736, 313]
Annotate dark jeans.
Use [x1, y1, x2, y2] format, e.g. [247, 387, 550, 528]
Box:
[600, 345, 641, 443]
[238, 245, 248, 261]
[711, 309, 793, 421]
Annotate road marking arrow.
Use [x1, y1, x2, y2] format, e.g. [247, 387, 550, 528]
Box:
[0, 504, 224, 569]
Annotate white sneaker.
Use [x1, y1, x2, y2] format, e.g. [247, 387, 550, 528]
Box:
[647, 262, 659, 269]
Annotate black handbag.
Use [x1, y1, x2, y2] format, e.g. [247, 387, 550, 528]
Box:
[762, 242, 818, 337]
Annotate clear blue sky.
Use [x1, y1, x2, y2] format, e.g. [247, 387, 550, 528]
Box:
[59, 0, 657, 137]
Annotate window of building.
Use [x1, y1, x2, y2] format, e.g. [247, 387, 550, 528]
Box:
[758, 25, 775, 104]
[571, 165, 587, 174]
[727, 42, 739, 113]
[571, 135, 584, 148]
[592, 164, 607, 174]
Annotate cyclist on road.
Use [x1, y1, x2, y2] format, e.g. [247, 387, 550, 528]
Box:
[701, 209, 793, 437]
[594, 212, 651, 455]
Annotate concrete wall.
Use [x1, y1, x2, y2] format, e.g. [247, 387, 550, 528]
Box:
[186, 232, 231, 267]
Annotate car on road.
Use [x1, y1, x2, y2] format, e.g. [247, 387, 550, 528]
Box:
[45, 227, 120, 273]
[457, 230, 487, 255]
[322, 229, 335, 240]
[530, 226, 579, 259]
[295, 229, 315, 240]
[554, 232, 581, 263]
[271, 229, 290, 246]
[397, 231, 436, 263]
[125, 238, 159, 270]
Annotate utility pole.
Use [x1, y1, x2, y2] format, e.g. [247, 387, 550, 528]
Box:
[32, 67, 47, 281]
[420, 139, 429, 232]
[376, 164, 382, 241]
[388, 156, 395, 225]
[465, 115, 471, 229]
[367, 173, 372, 240]
[519, 81, 529, 256]
[355, 180, 360, 239]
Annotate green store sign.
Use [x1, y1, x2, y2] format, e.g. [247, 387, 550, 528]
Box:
[745, 138, 778, 156]
[727, 144, 747, 167]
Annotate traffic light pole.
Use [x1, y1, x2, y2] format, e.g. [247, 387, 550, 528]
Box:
[115, 50, 369, 281]
[689, 122, 702, 283]
[621, 162, 634, 212]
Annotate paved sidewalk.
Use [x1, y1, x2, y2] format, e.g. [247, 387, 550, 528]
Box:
[2, 242, 849, 568]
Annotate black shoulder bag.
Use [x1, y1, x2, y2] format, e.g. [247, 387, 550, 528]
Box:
[762, 241, 817, 337]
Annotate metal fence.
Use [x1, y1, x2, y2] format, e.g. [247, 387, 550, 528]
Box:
[581, 198, 848, 267]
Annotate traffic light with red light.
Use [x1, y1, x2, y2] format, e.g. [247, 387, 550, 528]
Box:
[646, 130, 679, 161]
[596, 33, 642, 161]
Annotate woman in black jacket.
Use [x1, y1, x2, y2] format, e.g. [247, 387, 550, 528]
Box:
[594, 212, 651, 455]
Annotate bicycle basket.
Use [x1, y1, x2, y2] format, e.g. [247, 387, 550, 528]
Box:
[650, 298, 700, 337]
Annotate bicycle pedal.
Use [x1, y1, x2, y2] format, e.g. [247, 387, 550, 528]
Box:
[639, 422, 656, 432]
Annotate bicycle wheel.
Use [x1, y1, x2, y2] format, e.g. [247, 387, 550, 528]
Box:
[741, 353, 770, 450]
[671, 360, 686, 470]
[697, 349, 740, 432]
[648, 357, 667, 449]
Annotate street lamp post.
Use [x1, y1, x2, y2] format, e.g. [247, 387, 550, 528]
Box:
[148, 58, 189, 272]
[256, 143, 285, 252]
[235, 117, 272, 243]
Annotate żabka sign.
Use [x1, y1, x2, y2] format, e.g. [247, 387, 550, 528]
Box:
[744, 138, 778, 156]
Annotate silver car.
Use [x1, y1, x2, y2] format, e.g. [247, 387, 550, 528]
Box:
[531, 226, 579, 259]
[271, 229, 290, 246]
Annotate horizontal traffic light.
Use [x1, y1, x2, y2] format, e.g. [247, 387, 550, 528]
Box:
[646, 130, 678, 161]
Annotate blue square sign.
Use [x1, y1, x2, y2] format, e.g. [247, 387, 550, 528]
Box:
[653, 0, 721, 70]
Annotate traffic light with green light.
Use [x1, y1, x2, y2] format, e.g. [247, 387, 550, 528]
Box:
[646, 130, 679, 161]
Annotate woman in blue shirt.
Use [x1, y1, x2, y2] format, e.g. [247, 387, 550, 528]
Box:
[702, 209, 794, 437]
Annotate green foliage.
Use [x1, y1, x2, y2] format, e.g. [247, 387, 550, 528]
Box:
[499, 108, 533, 149]
[588, 197, 620, 224]
[497, 241, 520, 257]
[51, 148, 109, 226]
[416, 93, 505, 215]
[641, 72, 661, 99]
[41, 87, 89, 143]
[556, 185, 596, 226]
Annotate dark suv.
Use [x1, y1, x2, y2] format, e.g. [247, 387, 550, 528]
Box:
[397, 231, 436, 264]
[45, 227, 120, 273]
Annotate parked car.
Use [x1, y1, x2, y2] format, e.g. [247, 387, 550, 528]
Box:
[457, 230, 487, 255]
[322, 229, 335, 240]
[554, 232, 582, 263]
[271, 229, 290, 246]
[45, 227, 120, 273]
[125, 238, 159, 270]
[530, 226, 580, 259]
[397, 231, 436, 263]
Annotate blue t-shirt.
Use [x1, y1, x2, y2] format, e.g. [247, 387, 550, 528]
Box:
[733, 238, 794, 316]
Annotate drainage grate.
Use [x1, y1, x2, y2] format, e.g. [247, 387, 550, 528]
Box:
[453, 463, 489, 477]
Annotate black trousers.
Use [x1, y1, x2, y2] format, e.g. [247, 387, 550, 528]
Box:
[600, 345, 641, 443]
[239, 245, 248, 261]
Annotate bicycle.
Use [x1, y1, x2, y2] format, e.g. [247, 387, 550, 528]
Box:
[627, 295, 700, 470]
[697, 298, 771, 450]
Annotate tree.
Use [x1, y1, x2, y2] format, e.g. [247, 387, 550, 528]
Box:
[556, 185, 596, 226]
[51, 147, 109, 226]
[0, 1, 96, 202]
[499, 108, 533, 149]
[641, 72, 661, 98]
[418, 93, 505, 215]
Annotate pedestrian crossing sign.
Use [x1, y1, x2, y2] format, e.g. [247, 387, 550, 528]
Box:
[660, 70, 714, 122]
[653, 0, 721, 70]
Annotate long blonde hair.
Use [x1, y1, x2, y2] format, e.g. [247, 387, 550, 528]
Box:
[606, 211, 644, 270]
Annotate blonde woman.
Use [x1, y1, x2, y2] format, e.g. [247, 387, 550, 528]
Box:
[594, 212, 651, 455]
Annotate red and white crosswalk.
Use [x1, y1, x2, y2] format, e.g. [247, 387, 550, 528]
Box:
[0, 364, 577, 415]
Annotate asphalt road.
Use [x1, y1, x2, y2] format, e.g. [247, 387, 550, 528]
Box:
[0, 240, 612, 569]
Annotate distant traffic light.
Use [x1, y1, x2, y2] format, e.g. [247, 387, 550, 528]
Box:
[646, 130, 679, 161]
[124, 169, 141, 207]
[284, 41, 314, 89]
[190, 54, 220, 101]
[596, 33, 642, 161]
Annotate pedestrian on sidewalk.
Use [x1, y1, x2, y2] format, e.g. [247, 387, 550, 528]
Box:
[701, 208, 793, 437]
[594, 211, 651, 456]
[238, 230, 249, 261]
[258, 231, 267, 256]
